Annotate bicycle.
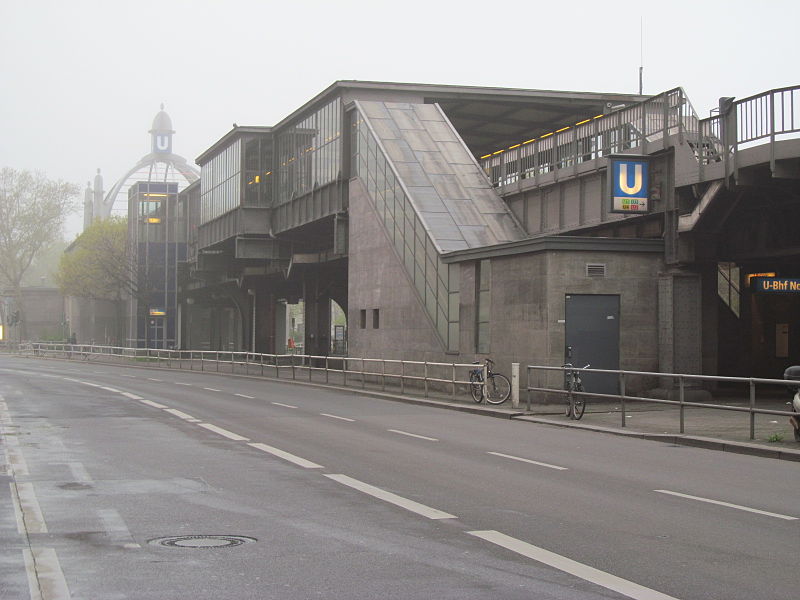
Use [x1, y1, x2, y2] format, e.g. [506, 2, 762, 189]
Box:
[469, 358, 511, 405]
[563, 363, 589, 420]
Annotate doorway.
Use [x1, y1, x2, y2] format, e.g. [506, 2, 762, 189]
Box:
[565, 294, 620, 395]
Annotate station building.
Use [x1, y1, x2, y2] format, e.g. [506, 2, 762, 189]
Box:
[175, 81, 800, 393]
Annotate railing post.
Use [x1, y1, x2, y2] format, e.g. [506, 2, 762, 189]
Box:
[679, 375, 685, 434]
[382, 360, 386, 393]
[424, 362, 429, 398]
[511, 363, 519, 409]
[325, 356, 329, 384]
[400, 361, 405, 395]
[749, 378, 756, 440]
[451, 363, 456, 400]
[526, 366, 532, 412]
[343, 358, 347, 387]
[362, 358, 366, 389]
[620, 371, 626, 428]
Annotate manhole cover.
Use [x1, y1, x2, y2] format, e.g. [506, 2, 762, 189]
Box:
[148, 535, 256, 549]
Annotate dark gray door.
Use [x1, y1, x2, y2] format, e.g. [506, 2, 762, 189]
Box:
[565, 294, 620, 395]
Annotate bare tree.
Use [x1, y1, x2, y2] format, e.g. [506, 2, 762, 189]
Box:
[0, 168, 78, 339]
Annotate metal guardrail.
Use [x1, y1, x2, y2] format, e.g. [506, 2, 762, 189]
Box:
[479, 88, 694, 187]
[17, 343, 484, 400]
[481, 84, 800, 188]
[525, 365, 799, 440]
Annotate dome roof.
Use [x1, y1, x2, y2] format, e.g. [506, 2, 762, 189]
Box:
[150, 104, 174, 133]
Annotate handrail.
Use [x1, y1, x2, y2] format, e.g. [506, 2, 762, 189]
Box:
[479, 88, 695, 187]
[525, 364, 800, 440]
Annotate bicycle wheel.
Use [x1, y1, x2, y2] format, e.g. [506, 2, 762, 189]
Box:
[485, 373, 511, 405]
[571, 382, 586, 420]
[469, 372, 484, 403]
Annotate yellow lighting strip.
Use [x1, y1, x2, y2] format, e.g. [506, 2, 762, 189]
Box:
[480, 113, 606, 160]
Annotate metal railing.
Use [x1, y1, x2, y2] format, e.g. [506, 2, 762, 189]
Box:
[18, 343, 484, 401]
[525, 365, 799, 440]
[479, 88, 695, 187]
[481, 84, 800, 188]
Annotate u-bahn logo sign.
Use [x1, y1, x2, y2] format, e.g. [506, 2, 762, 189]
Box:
[609, 155, 649, 213]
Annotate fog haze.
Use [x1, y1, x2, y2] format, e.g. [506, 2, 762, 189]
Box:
[1, 0, 797, 238]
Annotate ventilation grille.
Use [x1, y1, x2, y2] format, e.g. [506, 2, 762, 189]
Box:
[586, 263, 606, 277]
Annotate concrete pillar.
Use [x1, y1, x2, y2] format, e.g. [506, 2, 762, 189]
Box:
[658, 270, 703, 378]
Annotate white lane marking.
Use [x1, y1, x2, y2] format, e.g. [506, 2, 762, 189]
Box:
[654, 490, 798, 521]
[164, 408, 200, 422]
[139, 399, 167, 409]
[3, 429, 29, 476]
[100, 386, 121, 393]
[469, 530, 679, 600]
[12, 482, 48, 533]
[235, 393, 254, 399]
[324, 474, 456, 520]
[203, 387, 221, 392]
[272, 402, 298, 409]
[121, 392, 143, 400]
[320, 413, 355, 422]
[248, 443, 324, 469]
[487, 451, 568, 471]
[24, 547, 71, 600]
[147, 378, 162, 382]
[198, 423, 250, 441]
[119, 374, 137, 378]
[78, 381, 101, 387]
[67, 462, 93, 483]
[98, 508, 141, 549]
[174, 382, 192, 386]
[388, 429, 438, 442]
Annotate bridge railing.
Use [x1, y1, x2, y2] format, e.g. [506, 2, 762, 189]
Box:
[479, 88, 696, 187]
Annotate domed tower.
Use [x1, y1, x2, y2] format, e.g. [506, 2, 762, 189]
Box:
[94, 105, 199, 220]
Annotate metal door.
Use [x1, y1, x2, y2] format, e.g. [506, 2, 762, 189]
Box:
[565, 294, 620, 395]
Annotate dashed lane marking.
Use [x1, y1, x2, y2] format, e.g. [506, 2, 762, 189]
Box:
[654, 489, 798, 520]
[164, 408, 201, 422]
[487, 451, 568, 471]
[388, 429, 438, 442]
[235, 393, 254, 399]
[320, 413, 355, 422]
[248, 443, 324, 469]
[197, 423, 250, 441]
[272, 402, 298, 409]
[139, 399, 167, 409]
[468, 530, 679, 600]
[324, 474, 456, 520]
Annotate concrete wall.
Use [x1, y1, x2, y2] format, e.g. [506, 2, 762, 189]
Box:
[347, 178, 445, 362]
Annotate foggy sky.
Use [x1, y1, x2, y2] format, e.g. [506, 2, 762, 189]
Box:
[1, 0, 797, 238]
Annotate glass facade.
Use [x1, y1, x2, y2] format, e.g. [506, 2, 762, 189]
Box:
[200, 140, 241, 223]
[244, 136, 273, 208]
[352, 108, 459, 351]
[277, 98, 341, 203]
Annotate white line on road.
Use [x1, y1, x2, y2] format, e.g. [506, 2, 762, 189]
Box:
[147, 378, 162, 382]
[120, 392, 143, 400]
[654, 489, 798, 521]
[24, 547, 71, 600]
[198, 423, 250, 441]
[174, 382, 192, 386]
[164, 408, 200, 422]
[388, 429, 438, 441]
[98, 508, 141, 549]
[487, 451, 568, 471]
[235, 393, 254, 399]
[468, 530, 679, 600]
[100, 386, 121, 393]
[203, 387, 221, 392]
[139, 399, 168, 409]
[119, 374, 137, 378]
[67, 462, 93, 483]
[11, 482, 47, 534]
[248, 443, 324, 468]
[272, 402, 298, 409]
[321, 413, 355, 422]
[324, 474, 456, 520]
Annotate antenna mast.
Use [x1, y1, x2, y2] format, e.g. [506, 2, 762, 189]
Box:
[638, 17, 644, 95]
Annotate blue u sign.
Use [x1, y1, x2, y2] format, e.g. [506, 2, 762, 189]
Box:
[610, 157, 649, 212]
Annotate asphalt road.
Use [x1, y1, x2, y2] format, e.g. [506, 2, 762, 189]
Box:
[1, 355, 798, 599]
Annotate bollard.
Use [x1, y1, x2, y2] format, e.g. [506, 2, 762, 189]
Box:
[511, 363, 519, 409]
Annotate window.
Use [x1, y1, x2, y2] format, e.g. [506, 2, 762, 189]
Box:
[359, 309, 367, 329]
[476, 260, 491, 353]
[372, 309, 380, 329]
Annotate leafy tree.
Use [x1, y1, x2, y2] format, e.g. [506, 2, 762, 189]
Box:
[56, 217, 136, 344]
[0, 168, 78, 338]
